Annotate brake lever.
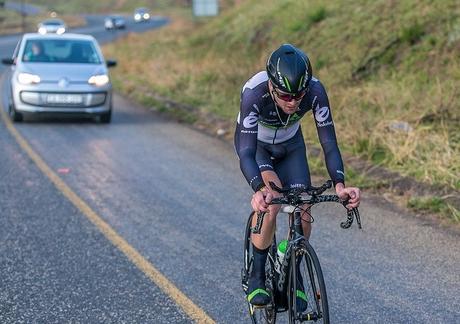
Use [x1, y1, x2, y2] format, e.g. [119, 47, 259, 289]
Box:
[354, 207, 362, 229]
[340, 200, 362, 229]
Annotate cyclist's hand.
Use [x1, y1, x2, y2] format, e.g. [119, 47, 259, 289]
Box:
[335, 183, 361, 209]
[251, 189, 273, 212]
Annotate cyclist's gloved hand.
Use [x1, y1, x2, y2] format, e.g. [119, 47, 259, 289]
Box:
[335, 183, 361, 209]
[251, 188, 273, 212]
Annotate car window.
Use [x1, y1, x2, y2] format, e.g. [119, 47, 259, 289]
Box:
[22, 39, 102, 64]
[42, 19, 64, 26]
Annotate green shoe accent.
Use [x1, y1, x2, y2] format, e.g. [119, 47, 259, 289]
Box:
[247, 288, 270, 302]
[296, 290, 307, 302]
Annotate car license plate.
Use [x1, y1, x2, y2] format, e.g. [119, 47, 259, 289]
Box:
[46, 94, 83, 104]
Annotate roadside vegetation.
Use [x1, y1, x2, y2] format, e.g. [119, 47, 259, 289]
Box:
[102, 0, 460, 221]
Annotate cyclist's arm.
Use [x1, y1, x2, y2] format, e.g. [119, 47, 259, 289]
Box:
[311, 82, 345, 186]
[234, 91, 265, 192]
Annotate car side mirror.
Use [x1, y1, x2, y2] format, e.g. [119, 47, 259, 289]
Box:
[106, 59, 117, 68]
[2, 58, 15, 65]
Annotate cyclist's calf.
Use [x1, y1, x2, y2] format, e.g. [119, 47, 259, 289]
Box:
[251, 205, 280, 249]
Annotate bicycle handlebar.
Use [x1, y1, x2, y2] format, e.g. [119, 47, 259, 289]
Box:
[251, 180, 362, 234]
[268, 179, 333, 196]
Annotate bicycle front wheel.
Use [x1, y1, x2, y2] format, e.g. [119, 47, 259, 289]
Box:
[288, 242, 329, 323]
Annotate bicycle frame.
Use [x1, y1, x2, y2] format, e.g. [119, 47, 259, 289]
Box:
[276, 209, 305, 293]
[243, 180, 361, 323]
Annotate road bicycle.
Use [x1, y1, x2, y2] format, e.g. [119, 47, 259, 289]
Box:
[241, 180, 361, 323]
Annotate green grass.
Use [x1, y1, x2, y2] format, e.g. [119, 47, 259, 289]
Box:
[308, 153, 389, 190]
[401, 22, 425, 44]
[408, 197, 460, 223]
[308, 6, 327, 24]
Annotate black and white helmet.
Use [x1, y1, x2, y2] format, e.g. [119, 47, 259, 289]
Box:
[266, 44, 312, 94]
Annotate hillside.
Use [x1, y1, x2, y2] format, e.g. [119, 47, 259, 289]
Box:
[26, 0, 456, 219]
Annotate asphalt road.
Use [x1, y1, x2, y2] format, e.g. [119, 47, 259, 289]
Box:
[1, 13, 459, 324]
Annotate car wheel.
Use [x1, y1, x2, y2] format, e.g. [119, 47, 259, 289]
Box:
[9, 100, 23, 122]
[99, 110, 112, 123]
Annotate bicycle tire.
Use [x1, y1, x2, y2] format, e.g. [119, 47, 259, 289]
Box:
[288, 242, 329, 323]
[242, 212, 277, 324]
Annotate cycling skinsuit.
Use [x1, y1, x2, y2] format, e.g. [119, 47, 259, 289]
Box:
[234, 71, 345, 192]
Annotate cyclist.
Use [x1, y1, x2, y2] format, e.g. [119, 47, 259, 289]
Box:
[234, 44, 360, 309]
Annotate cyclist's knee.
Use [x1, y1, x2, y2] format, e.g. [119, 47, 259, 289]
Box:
[300, 204, 312, 222]
[262, 210, 277, 227]
[268, 204, 281, 216]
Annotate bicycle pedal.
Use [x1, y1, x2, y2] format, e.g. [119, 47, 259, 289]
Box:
[249, 303, 268, 315]
[298, 312, 319, 321]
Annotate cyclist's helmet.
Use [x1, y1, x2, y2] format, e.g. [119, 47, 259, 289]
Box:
[266, 44, 312, 94]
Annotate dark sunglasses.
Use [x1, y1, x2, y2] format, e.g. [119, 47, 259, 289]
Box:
[273, 88, 306, 101]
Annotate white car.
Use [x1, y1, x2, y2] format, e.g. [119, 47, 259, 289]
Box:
[37, 19, 66, 34]
[104, 15, 126, 30]
[1, 33, 117, 123]
[134, 7, 150, 22]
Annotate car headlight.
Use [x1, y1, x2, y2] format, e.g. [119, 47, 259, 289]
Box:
[143, 13, 150, 19]
[134, 14, 141, 20]
[38, 27, 47, 34]
[18, 73, 41, 85]
[88, 74, 109, 87]
[57, 27, 65, 34]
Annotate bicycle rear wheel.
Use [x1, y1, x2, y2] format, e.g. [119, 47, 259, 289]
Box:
[242, 212, 277, 324]
[288, 242, 329, 323]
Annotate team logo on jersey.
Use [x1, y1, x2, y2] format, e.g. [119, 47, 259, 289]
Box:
[243, 111, 259, 128]
[314, 105, 330, 122]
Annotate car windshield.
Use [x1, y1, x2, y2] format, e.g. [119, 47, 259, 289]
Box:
[43, 20, 63, 26]
[22, 39, 101, 64]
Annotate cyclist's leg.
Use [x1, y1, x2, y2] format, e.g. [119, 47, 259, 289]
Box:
[251, 143, 283, 248]
[246, 146, 283, 306]
[274, 130, 311, 312]
[275, 129, 312, 239]
[250, 170, 282, 248]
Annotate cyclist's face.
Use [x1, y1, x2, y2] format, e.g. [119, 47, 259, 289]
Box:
[269, 81, 305, 114]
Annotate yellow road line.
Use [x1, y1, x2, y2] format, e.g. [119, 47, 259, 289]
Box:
[0, 107, 215, 324]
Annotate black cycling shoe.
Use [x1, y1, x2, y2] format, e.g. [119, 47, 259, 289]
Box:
[247, 276, 270, 306]
[295, 271, 308, 313]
